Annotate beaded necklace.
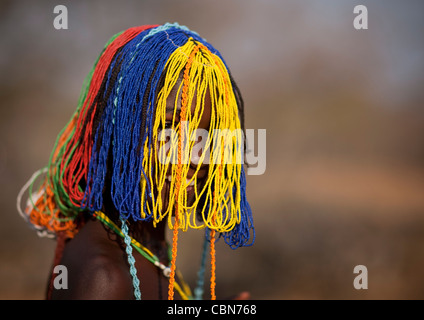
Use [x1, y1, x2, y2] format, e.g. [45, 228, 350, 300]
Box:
[93, 211, 192, 300]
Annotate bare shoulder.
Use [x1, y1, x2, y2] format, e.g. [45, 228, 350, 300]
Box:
[51, 219, 133, 300]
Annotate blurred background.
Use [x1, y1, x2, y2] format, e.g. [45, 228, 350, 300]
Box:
[1, 0, 424, 299]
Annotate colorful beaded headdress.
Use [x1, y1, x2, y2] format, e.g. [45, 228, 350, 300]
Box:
[17, 23, 255, 300]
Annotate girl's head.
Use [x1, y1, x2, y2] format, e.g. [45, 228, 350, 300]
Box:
[20, 23, 254, 249]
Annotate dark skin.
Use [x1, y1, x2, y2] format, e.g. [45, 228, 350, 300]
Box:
[51, 80, 249, 300]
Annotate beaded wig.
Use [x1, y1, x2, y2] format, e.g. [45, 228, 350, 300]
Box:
[17, 23, 255, 300]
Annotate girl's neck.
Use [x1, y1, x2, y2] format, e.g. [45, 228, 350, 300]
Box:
[131, 219, 166, 247]
[101, 206, 169, 262]
[125, 216, 169, 263]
